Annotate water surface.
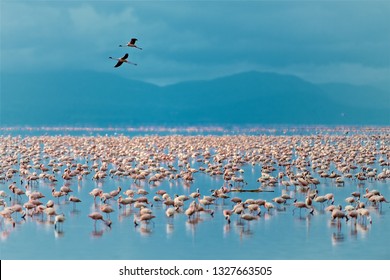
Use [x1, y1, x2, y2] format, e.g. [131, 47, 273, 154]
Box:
[1, 127, 389, 260]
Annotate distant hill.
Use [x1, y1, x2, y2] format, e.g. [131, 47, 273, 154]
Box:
[1, 70, 389, 126]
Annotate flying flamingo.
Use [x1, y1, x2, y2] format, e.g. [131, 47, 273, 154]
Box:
[119, 38, 143, 50]
[109, 53, 137, 68]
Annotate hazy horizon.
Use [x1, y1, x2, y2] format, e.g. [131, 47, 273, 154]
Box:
[1, 1, 389, 126]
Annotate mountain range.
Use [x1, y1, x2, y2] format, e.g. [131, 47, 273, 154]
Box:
[1, 70, 389, 126]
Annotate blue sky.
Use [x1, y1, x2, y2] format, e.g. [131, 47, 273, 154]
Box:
[1, 0, 389, 86]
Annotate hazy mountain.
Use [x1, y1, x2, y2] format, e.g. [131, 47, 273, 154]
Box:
[1, 71, 388, 126]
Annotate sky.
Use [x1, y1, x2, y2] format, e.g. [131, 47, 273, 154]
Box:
[1, 0, 389, 86]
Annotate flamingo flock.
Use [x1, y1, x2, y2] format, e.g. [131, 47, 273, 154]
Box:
[0, 127, 389, 242]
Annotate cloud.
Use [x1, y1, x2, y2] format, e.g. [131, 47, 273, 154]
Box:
[1, 1, 389, 87]
[1, 3, 139, 71]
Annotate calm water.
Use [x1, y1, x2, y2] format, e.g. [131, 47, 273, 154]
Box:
[1, 127, 389, 260]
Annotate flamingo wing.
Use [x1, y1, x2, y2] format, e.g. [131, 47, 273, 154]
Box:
[114, 61, 124, 68]
[122, 53, 129, 59]
[130, 38, 137, 44]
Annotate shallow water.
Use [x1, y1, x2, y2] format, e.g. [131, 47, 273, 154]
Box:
[0, 128, 389, 260]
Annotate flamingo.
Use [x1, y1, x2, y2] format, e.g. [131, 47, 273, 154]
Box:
[51, 188, 64, 203]
[100, 204, 115, 219]
[247, 203, 261, 216]
[134, 213, 155, 226]
[292, 200, 314, 215]
[231, 197, 242, 204]
[190, 189, 200, 199]
[123, 189, 135, 197]
[45, 207, 57, 221]
[232, 202, 245, 213]
[119, 38, 142, 50]
[241, 213, 258, 228]
[331, 206, 349, 228]
[324, 193, 334, 204]
[60, 185, 73, 196]
[195, 206, 214, 218]
[46, 200, 55, 208]
[54, 213, 65, 231]
[156, 189, 167, 196]
[0, 190, 7, 199]
[345, 196, 356, 204]
[272, 196, 286, 209]
[223, 209, 233, 224]
[118, 195, 135, 210]
[357, 207, 372, 225]
[264, 201, 275, 212]
[347, 210, 359, 223]
[109, 53, 137, 67]
[185, 202, 197, 220]
[137, 189, 149, 195]
[165, 207, 176, 219]
[140, 207, 153, 216]
[109, 186, 121, 198]
[198, 197, 214, 208]
[373, 195, 389, 210]
[88, 212, 111, 228]
[89, 188, 102, 203]
[69, 196, 82, 210]
[23, 201, 36, 216]
[351, 191, 361, 199]
[314, 195, 328, 208]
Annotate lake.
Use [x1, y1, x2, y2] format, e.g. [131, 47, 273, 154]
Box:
[0, 126, 389, 259]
